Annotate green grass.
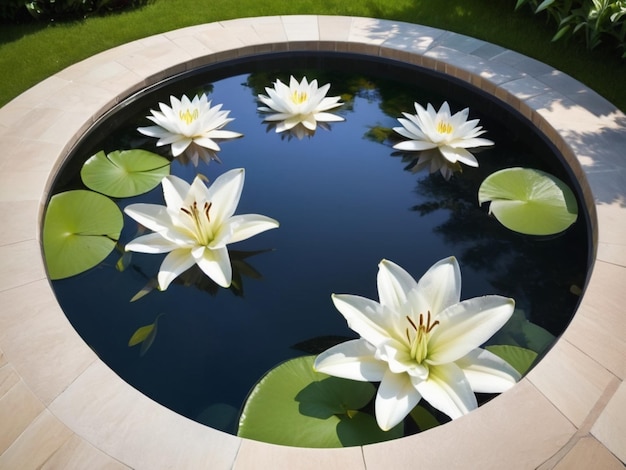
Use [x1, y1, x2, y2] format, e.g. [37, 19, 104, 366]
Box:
[1, 0, 625, 110]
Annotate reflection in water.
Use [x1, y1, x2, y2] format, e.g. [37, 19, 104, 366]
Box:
[50, 54, 589, 436]
[407, 170, 586, 335]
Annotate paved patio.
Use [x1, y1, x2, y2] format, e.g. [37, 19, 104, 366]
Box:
[0, 15, 624, 469]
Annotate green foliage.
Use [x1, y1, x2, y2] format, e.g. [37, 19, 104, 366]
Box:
[514, 0, 626, 57]
[42, 189, 123, 279]
[0, 0, 27, 22]
[237, 356, 403, 447]
[485, 345, 538, 375]
[80, 149, 170, 198]
[478, 167, 578, 236]
[1, 0, 152, 22]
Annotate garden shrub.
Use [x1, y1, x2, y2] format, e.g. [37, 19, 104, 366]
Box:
[0, 0, 152, 23]
[515, 0, 626, 57]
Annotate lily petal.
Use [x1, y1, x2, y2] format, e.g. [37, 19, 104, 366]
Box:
[414, 256, 462, 316]
[162, 175, 191, 210]
[124, 233, 180, 254]
[193, 245, 232, 288]
[415, 362, 477, 419]
[314, 339, 388, 382]
[157, 248, 196, 290]
[428, 296, 515, 364]
[226, 214, 279, 244]
[456, 348, 521, 392]
[205, 168, 244, 225]
[376, 368, 422, 431]
[124, 203, 172, 233]
[332, 294, 397, 347]
[377, 259, 419, 315]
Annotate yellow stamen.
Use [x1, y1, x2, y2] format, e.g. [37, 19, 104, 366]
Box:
[405, 311, 439, 364]
[291, 91, 308, 105]
[436, 121, 453, 134]
[179, 108, 199, 125]
[180, 201, 212, 245]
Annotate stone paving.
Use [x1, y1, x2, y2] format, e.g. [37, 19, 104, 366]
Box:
[0, 16, 624, 469]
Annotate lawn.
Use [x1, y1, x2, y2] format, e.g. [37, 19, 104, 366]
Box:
[1, 0, 625, 110]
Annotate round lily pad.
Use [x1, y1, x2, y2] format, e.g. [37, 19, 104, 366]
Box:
[486, 345, 538, 376]
[237, 355, 402, 447]
[478, 167, 578, 236]
[43, 190, 123, 280]
[80, 149, 170, 198]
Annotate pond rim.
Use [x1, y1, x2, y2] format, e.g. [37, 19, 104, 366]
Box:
[0, 15, 624, 469]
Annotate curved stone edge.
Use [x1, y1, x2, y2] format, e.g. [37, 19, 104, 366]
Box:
[0, 15, 624, 470]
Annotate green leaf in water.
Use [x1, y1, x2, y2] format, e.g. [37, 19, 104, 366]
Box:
[43, 190, 123, 280]
[409, 405, 441, 432]
[487, 308, 556, 355]
[128, 313, 163, 356]
[486, 345, 538, 375]
[478, 167, 578, 236]
[80, 149, 170, 198]
[237, 355, 402, 447]
[130, 278, 159, 302]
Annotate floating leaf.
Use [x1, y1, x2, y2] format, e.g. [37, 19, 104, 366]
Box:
[487, 309, 555, 355]
[486, 345, 538, 375]
[128, 313, 163, 356]
[478, 167, 578, 235]
[130, 278, 159, 302]
[409, 405, 441, 432]
[237, 355, 402, 447]
[81, 149, 170, 198]
[43, 190, 123, 280]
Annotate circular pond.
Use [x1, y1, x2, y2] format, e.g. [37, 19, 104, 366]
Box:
[43, 52, 590, 446]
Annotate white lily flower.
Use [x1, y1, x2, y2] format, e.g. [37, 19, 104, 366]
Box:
[258, 76, 344, 138]
[393, 102, 494, 180]
[124, 169, 279, 290]
[314, 257, 519, 431]
[138, 94, 242, 165]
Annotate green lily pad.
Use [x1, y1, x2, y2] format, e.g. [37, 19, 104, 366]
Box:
[478, 167, 578, 235]
[409, 405, 441, 432]
[43, 190, 123, 280]
[487, 309, 556, 355]
[237, 355, 402, 447]
[486, 345, 538, 375]
[80, 149, 170, 198]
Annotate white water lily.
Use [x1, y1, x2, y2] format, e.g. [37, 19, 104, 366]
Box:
[314, 257, 519, 431]
[258, 76, 344, 138]
[393, 102, 494, 180]
[138, 94, 242, 166]
[124, 168, 278, 290]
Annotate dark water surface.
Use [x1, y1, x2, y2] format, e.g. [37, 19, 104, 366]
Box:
[49, 53, 590, 433]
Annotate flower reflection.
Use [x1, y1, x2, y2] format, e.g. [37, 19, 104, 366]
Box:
[314, 257, 519, 431]
[258, 76, 344, 139]
[138, 93, 242, 166]
[393, 102, 493, 180]
[129, 248, 273, 301]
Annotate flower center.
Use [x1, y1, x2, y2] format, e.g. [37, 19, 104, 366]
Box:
[406, 311, 439, 364]
[290, 91, 308, 105]
[180, 200, 213, 245]
[179, 108, 199, 125]
[436, 120, 453, 134]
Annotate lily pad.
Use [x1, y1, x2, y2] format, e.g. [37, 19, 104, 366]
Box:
[237, 355, 402, 447]
[478, 167, 578, 235]
[80, 149, 170, 198]
[486, 309, 556, 355]
[43, 190, 123, 280]
[486, 345, 538, 375]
